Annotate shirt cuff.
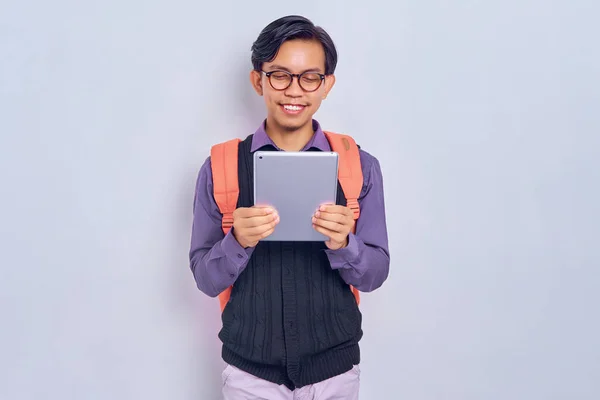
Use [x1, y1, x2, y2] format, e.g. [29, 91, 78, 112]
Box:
[220, 230, 255, 273]
[324, 232, 361, 269]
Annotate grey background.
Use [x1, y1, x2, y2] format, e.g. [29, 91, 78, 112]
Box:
[1, 1, 598, 399]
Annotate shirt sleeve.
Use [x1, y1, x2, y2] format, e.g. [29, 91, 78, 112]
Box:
[188, 157, 254, 298]
[324, 153, 390, 292]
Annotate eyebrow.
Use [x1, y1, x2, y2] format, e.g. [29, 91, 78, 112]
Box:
[266, 64, 324, 74]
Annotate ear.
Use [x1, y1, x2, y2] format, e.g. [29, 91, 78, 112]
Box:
[250, 70, 264, 96]
[322, 74, 336, 99]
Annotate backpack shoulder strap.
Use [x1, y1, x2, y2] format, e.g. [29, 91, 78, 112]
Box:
[210, 138, 241, 235]
[323, 131, 363, 306]
[322, 131, 363, 221]
[209, 138, 241, 312]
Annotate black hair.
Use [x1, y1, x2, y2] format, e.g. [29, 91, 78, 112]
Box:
[251, 15, 338, 75]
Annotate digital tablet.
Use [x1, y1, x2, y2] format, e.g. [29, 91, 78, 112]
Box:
[253, 151, 338, 242]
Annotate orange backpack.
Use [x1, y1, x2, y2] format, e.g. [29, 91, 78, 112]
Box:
[210, 131, 363, 312]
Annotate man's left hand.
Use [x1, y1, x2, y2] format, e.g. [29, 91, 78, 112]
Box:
[312, 204, 355, 250]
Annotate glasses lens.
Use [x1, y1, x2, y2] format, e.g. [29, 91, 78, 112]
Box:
[299, 73, 322, 91]
[269, 72, 292, 90]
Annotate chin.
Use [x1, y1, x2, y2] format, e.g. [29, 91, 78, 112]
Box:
[280, 123, 306, 132]
[276, 118, 311, 132]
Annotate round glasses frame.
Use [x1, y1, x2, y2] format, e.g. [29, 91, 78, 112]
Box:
[261, 70, 326, 92]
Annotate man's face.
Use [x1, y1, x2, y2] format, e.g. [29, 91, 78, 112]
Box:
[250, 39, 335, 132]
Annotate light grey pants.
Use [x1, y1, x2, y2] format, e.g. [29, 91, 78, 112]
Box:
[222, 364, 360, 400]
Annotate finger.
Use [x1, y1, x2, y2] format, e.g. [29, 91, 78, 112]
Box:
[314, 210, 349, 224]
[241, 213, 279, 228]
[312, 216, 345, 233]
[248, 224, 277, 241]
[245, 216, 280, 237]
[312, 224, 345, 243]
[238, 206, 276, 218]
[318, 204, 353, 217]
[259, 226, 276, 239]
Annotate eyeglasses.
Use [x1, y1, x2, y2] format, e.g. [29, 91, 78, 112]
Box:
[261, 70, 325, 92]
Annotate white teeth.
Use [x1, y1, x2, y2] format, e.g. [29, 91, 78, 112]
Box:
[284, 105, 303, 111]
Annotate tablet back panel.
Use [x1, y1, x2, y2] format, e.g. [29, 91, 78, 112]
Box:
[253, 151, 338, 242]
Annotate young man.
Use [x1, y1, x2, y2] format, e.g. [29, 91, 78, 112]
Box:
[189, 15, 390, 399]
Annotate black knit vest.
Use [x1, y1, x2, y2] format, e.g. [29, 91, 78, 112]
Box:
[218, 134, 363, 390]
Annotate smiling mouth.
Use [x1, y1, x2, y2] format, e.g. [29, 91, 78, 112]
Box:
[281, 104, 307, 114]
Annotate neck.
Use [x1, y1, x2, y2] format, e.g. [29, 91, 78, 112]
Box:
[265, 118, 314, 151]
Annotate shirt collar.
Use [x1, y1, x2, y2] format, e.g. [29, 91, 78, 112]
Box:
[250, 119, 331, 152]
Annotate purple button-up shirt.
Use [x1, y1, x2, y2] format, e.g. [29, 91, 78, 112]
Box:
[189, 120, 390, 297]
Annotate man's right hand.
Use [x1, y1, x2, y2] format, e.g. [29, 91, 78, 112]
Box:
[232, 206, 280, 248]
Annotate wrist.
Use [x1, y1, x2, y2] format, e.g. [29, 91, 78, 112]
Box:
[329, 236, 349, 250]
[232, 228, 255, 249]
[231, 228, 246, 248]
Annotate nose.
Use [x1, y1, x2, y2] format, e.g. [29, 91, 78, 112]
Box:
[284, 76, 303, 97]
